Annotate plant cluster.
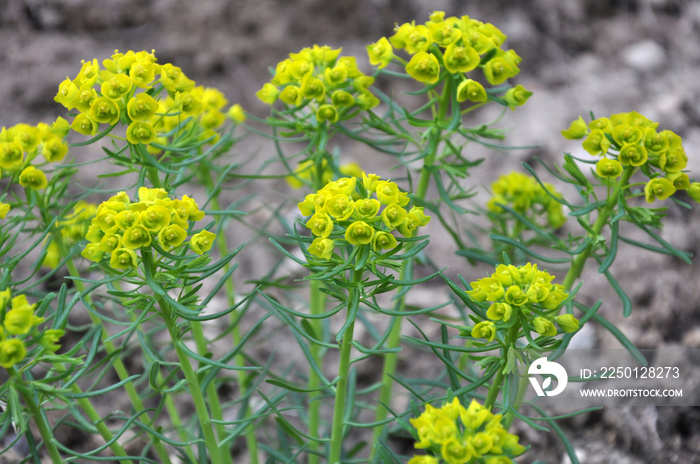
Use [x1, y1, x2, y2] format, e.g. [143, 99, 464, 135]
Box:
[0, 292, 62, 369]
[465, 263, 574, 342]
[408, 397, 525, 464]
[81, 187, 215, 269]
[487, 171, 566, 230]
[258, 44, 380, 121]
[299, 173, 430, 259]
[0, 8, 697, 464]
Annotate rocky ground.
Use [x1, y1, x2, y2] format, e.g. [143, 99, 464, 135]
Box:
[1, 0, 700, 463]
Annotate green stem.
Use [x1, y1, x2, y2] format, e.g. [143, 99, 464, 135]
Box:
[561, 167, 635, 291]
[502, 374, 529, 430]
[502, 167, 636, 427]
[157, 294, 224, 464]
[56, 236, 173, 464]
[370, 81, 451, 461]
[328, 268, 363, 464]
[70, 384, 134, 464]
[40, 340, 138, 463]
[307, 279, 325, 464]
[14, 371, 64, 464]
[368, 262, 408, 456]
[200, 164, 260, 464]
[118, 292, 196, 464]
[146, 166, 162, 189]
[190, 321, 234, 464]
[484, 323, 520, 410]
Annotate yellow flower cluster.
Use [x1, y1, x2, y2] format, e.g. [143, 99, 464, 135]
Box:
[257, 45, 380, 122]
[81, 187, 216, 270]
[298, 173, 430, 260]
[562, 111, 697, 204]
[0, 290, 63, 369]
[408, 397, 526, 464]
[54, 49, 241, 148]
[370, 11, 528, 104]
[467, 263, 577, 341]
[0, 118, 71, 189]
[286, 159, 362, 189]
[43, 201, 98, 268]
[487, 171, 566, 229]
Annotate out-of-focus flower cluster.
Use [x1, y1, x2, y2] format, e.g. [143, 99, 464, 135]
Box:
[466, 263, 577, 342]
[487, 171, 566, 229]
[257, 45, 380, 122]
[286, 159, 362, 189]
[408, 397, 526, 464]
[562, 111, 698, 204]
[0, 118, 71, 190]
[298, 173, 430, 260]
[54, 49, 242, 149]
[0, 290, 63, 369]
[81, 187, 216, 270]
[42, 201, 98, 269]
[368, 10, 530, 107]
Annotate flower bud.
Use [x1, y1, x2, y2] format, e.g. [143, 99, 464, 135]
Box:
[456, 79, 487, 103]
[126, 121, 157, 145]
[226, 104, 246, 123]
[140, 205, 171, 232]
[0, 141, 24, 170]
[619, 143, 648, 167]
[127, 93, 158, 122]
[367, 37, 393, 69]
[345, 221, 374, 245]
[90, 97, 120, 125]
[81, 243, 104, 263]
[405, 52, 440, 84]
[582, 130, 610, 157]
[41, 134, 69, 163]
[504, 285, 528, 306]
[306, 212, 334, 238]
[687, 183, 700, 203]
[316, 104, 338, 123]
[472, 321, 497, 342]
[483, 56, 517, 85]
[121, 225, 151, 249]
[4, 308, 35, 335]
[41, 329, 65, 352]
[110, 247, 138, 270]
[532, 316, 557, 337]
[486, 302, 513, 322]
[308, 237, 335, 260]
[644, 177, 676, 203]
[0, 339, 26, 368]
[503, 84, 532, 110]
[354, 198, 380, 218]
[443, 43, 479, 73]
[561, 116, 588, 139]
[158, 224, 188, 250]
[381, 204, 408, 228]
[19, 166, 48, 190]
[595, 158, 623, 178]
[372, 231, 398, 252]
[555, 314, 580, 333]
[190, 230, 217, 255]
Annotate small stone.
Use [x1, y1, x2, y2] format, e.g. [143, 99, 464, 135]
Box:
[682, 327, 700, 348]
[621, 40, 666, 71]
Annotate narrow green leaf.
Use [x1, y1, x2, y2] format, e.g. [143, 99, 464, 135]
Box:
[591, 312, 646, 365]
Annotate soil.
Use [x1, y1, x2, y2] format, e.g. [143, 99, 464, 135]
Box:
[1, 0, 700, 463]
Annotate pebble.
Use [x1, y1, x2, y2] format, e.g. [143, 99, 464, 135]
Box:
[620, 40, 666, 71]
